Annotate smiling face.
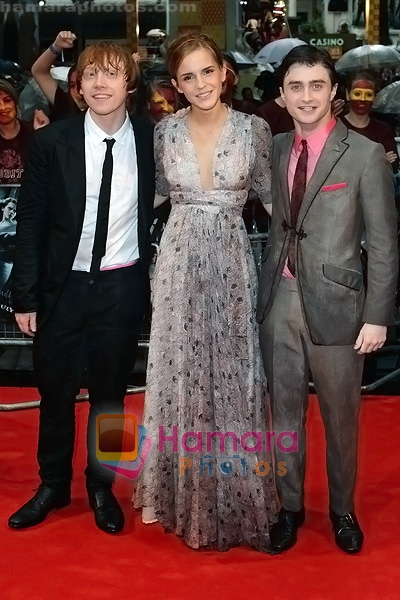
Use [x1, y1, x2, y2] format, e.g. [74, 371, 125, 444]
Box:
[347, 78, 375, 116]
[280, 63, 337, 134]
[0, 90, 17, 126]
[172, 47, 226, 112]
[79, 62, 129, 122]
[76, 43, 138, 130]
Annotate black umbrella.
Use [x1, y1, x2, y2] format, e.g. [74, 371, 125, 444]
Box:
[0, 59, 23, 76]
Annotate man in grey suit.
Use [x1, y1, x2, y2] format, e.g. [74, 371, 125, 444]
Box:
[257, 46, 398, 554]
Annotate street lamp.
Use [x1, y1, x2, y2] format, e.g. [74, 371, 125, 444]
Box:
[240, 0, 248, 27]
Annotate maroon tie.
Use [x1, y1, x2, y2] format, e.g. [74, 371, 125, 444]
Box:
[287, 139, 308, 276]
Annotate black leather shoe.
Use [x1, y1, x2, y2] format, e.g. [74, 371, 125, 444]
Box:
[270, 507, 305, 553]
[88, 488, 124, 534]
[329, 510, 364, 554]
[8, 484, 71, 529]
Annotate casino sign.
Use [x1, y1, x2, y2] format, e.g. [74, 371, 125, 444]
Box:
[299, 34, 360, 61]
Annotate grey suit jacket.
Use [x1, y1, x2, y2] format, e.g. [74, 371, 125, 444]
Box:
[256, 120, 398, 345]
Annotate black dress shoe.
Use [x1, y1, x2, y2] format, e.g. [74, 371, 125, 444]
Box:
[270, 507, 305, 553]
[329, 510, 364, 554]
[88, 488, 124, 534]
[8, 484, 71, 529]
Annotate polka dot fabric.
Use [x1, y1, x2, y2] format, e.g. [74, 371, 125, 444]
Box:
[134, 108, 278, 551]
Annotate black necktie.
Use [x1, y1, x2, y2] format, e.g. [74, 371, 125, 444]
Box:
[287, 139, 308, 276]
[90, 138, 116, 277]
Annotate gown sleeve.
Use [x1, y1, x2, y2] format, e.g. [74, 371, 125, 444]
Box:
[249, 115, 272, 207]
[154, 118, 170, 197]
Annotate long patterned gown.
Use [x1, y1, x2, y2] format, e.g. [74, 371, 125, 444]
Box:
[134, 107, 278, 551]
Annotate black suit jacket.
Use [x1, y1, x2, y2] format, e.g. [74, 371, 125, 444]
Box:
[12, 112, 155, 323]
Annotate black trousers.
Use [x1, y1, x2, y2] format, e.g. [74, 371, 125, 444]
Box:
[33, 264, 146, 491]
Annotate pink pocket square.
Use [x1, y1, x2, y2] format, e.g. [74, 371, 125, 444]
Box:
[321, 182, 348, 192]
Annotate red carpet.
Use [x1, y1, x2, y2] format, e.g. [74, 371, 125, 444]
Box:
[1, 388, 400, 600]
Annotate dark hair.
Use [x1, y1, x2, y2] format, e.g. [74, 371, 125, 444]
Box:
[67, 63, 77, 88]
[241, 87, 253, 98]
[278, 45, 338, 89]
[346, 70, 376, 91]
[0, 79, 19, 107]
[166, 31, 224, 81]
[146, 77, 176, 103]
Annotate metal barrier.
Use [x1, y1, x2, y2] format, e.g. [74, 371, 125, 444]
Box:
[0, 324, 149, 411]
[1, 231, 399, 410]
[249, 231, 269, 273]
[0, 321, 29, 347]
[0, 386, 147, 412]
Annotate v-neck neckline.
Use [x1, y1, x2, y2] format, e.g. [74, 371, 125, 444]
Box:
[182, 105, 231, 193]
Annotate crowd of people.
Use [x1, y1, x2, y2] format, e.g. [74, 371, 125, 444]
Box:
[1, 29, 398, 558]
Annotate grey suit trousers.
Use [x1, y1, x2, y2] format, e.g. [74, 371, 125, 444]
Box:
[259, 277, 365, 515]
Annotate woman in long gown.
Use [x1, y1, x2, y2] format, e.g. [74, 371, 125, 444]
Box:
[134, 31, 278, 552]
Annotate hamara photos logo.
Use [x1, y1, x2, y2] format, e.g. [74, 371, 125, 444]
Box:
[96, 414, 153, 480]
[96, 414, 298, 481]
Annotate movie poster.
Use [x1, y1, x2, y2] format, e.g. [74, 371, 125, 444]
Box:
[0, 185, 19, 322]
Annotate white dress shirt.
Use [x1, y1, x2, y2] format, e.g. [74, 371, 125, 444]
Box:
[73, 110, 139, 272]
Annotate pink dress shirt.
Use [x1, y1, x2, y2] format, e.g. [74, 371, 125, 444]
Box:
[283, 117, 337, 279]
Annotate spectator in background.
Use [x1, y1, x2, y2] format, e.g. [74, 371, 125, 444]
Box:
[146, 78, 178, 123]
[240, 86, 262, 115]
[220, 56, 269, 231]
[143, 77, 180, 299]
[221, 55, 260, 115]
[220, 53, 241, 109]
[31, 30, 87, 121]
[341, 71, 398, 171]
[254, 68, 280, 103]
[0, 79, 48, 315]
[258, 95, 294, 136]
[242, 19, 264, 55]
[261, 10, 274, 44]
[0, 79, 47, 186]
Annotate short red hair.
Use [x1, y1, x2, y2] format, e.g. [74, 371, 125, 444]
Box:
[76, 41, 140, 93]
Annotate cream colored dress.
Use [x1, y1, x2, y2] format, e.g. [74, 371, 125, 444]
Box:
[134, 108, 278, 552]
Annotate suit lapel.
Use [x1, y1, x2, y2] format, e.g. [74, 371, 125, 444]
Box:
[298, 120, 350, 224]
[130, 116, 153, 261]
[57, 114, 86, 231]
[278, 131, 294, 221]
[131, 117, 146, 208]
